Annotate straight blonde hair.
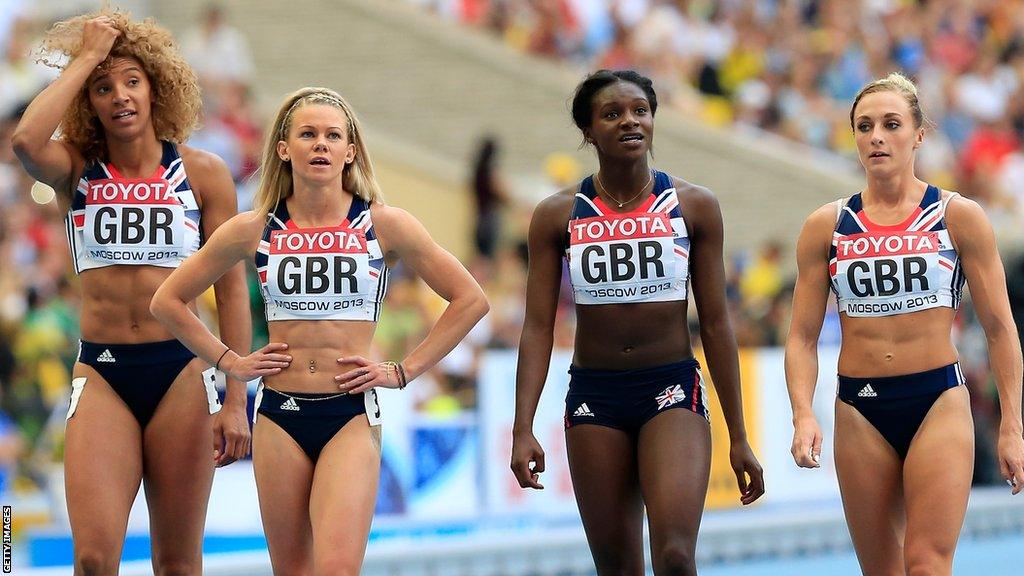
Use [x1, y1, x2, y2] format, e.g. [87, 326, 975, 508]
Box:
[850, 72, 929, 130]
[254, 87, 382, 216]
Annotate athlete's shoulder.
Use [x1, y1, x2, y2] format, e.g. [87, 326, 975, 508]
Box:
[536, 184, 579, 216]
[809, 200, 842, 220]
[669, 175, 715, 204]
[222, 210, 268, 236]
[669, 175, 720, 222]
[800, 202, 842, 243]
[532, 186, 581, 226]
[368, 201, 416, 228]
[212, 210, 267, 252]
[367, 201, 431, 253]
[941, 189, 987, 229]
[668, 175, 712, 197]
[177, 144, 232, 180]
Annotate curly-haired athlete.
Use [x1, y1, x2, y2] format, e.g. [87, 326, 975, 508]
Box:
[12, 12, 251, 574]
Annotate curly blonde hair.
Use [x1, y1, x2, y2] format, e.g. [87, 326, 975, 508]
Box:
[38, 9, 201, 162]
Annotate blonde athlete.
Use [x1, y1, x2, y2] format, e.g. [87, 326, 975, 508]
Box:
[152, 87, 488, 575]
[11, 12, 251, 575]
[786, 72, 1024, 576]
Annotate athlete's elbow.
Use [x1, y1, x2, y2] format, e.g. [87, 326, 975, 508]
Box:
[982, 315, 1019, 344]
[10, 130, 33, 163]
[466, 290, 490, 323]
[698, 315, 734, 341]
[148, 289, 178, 325]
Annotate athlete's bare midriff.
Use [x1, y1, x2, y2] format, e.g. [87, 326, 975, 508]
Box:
[264, 320, 377, 394]
[573, 299, 692, 370]
[79, 265, 198, 343]
[837, 306, 958, 377]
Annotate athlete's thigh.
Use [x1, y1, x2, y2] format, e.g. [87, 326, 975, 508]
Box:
[636, 409, 711, 568]
[308, 416, 380, 574]
[64, 363, 143, 556]
[903, 386, 973, 574]
[142, 359, 215, 568]
[565, 424, 644, 576]
[834, 399, 905, 576]
[253, 415, 315, 576]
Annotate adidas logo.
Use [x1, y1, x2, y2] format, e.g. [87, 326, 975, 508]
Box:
[279, 397, 300, 411]
[858, 384, 877, 398]
[96, 349, 116, 363]
[573, 403, 595, 417]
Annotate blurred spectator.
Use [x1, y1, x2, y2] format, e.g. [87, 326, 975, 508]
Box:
[0, 17, 56, 118]
[180, 3, 254, 88]
[470, 135, 509, 261]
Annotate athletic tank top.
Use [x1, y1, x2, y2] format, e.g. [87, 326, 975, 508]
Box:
[255, 197, 388, 322]
[565, 170, 690, 305]
[67, 141, 201, 273]
[830, 185, 964, 318]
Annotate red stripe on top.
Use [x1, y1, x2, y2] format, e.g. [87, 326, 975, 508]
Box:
[592, 192, 658, 214]
[856, 207, 922, 232]
[105, 162, 164, 181]
[282, 218, 351, 230]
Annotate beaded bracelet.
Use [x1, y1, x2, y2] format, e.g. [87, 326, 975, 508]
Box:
[395, 362, 408, 390]
[381, 361, 408, 390]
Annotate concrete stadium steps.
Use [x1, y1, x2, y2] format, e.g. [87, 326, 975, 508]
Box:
[154, 0, 861, 254]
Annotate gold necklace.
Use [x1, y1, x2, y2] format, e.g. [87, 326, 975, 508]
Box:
[594, 170, 653, 208]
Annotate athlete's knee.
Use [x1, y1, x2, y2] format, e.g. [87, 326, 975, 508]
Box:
[904, 542, 954, 576]
[74, 548, 119, 576]
[313, 553, 361, 576]
[153, 558, 201, 576]
[594, 568, 638, 576]
[653, 540, 697, 576]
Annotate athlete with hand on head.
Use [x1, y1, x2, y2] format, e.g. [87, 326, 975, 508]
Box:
[11, 11, 251, 575]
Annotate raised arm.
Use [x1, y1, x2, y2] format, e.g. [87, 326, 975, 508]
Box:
[946, 196, 1024, 493]
[685, 184, 763, 504]
[150, 212, 290, 381]
[337, 204, 489, 392]
[11, 17, 118, 193]
[510, 193, 570, 490]
[784, 204, 835, 468]
[183, 146, 254, 466]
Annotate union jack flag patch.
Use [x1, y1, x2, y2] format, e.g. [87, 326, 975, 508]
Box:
[655, 384, 686, 410]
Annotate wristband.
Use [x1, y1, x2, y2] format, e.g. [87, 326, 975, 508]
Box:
[215, 348, 232, 372]
[395, 362, 408, 390]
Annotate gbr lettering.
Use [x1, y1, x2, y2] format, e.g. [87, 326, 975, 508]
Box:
[846, 256, 929, 297]
[93, 206, 175, 245]
[276, 255, 359, 295]
[580, 241, 665, 283]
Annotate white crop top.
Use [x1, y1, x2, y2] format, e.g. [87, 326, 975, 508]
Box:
[565, 170, 690, 305]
